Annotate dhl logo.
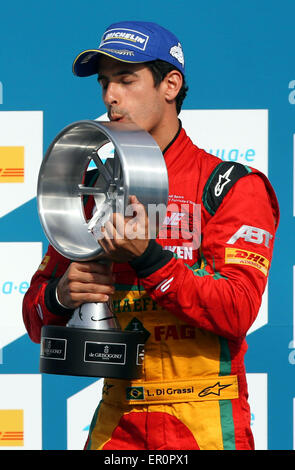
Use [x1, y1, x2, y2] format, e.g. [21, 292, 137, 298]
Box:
[0, 409, 24, 446]
[0, 147, 24, 183]
[225, 247, 269, 276]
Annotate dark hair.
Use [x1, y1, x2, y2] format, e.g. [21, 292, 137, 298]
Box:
[145, 60, 188, 114]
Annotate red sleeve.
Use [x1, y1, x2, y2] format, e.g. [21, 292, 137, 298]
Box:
[135, 174, 279, 340]
[22, 244, 73, 343]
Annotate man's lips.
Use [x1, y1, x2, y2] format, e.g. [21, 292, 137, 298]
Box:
[109, 113, 125, 122]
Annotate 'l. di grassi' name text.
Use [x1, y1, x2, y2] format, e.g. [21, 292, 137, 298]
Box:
[147, 386, 194, 397]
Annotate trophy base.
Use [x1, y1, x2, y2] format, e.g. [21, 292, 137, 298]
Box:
[39, 325, 145, 379]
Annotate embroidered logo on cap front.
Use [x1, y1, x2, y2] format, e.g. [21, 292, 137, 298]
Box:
[170, 43, 184, 67]
[100, 28, 150, 51]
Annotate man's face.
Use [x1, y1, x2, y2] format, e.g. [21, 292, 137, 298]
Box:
[97, 55, 166, 136]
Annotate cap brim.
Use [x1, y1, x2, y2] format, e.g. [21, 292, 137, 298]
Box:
[73, 48, 155, 77]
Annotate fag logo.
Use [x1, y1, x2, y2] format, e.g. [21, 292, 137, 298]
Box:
[154, 324, 196, 341]
[198, 382, 232, 397]
[227, 225, 273, 247]
[0, 147, 24, 183]
[225, 247, 270, 276]
[214, 165, 234, 196]
[0, 409, 24, 446]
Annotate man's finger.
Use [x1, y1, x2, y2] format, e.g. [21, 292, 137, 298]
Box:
[109, 212, 125, 239]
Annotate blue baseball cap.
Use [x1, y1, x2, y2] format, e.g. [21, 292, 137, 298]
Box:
[73, 21, 185, 77]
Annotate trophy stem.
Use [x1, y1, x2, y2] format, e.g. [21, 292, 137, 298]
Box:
[66, 301, 121, 330]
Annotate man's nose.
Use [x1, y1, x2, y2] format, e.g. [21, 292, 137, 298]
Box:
[103, 82, 120, 105]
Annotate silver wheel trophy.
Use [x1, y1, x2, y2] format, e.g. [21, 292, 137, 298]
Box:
[37, 120, 168, 379]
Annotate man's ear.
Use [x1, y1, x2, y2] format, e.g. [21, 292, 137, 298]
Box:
[162, 70, 183, 102]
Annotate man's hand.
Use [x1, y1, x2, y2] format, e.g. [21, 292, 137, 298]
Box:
[98, 195, 149, 263]
[56, 261, 115, 309]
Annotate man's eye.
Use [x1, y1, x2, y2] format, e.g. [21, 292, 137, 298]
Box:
[122, 78, 133, 85]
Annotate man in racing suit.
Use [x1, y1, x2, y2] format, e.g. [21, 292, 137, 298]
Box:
[22, 21, 279, 450]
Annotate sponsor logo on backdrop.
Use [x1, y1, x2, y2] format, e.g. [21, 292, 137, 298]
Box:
[1, 280, 29, 295]
[209, 147, 256, 164]
[0, 375, 41, 450]
[179, 109, 268, 175]
[293, 136, 295, 217]
[0, 242, 42, 348]
[247, 374, 268, 450]
[290, 267, 295, 365]
[67, 380, 104, 450]
[0, 111, 42, 217]
[0, 146, 24, 182]
[288, 80, 295, 104]
[288, 340, 295, 365]
[0, 410, 24, 447]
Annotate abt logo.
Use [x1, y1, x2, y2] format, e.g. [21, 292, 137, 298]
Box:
[227, 225, 273, 248]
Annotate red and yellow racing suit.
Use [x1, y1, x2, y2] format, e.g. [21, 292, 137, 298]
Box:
[23, 125, 279, 450]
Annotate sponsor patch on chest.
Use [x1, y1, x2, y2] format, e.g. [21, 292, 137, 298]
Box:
[225, 247, 269, 276]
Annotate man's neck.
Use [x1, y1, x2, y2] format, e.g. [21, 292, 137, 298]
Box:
[150, 114, 180, 152]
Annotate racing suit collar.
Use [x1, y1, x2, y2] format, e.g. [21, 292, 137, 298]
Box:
[162, 119, 182, 155]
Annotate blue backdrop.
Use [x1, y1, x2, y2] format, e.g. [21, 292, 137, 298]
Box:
[0, 0, 294, 450]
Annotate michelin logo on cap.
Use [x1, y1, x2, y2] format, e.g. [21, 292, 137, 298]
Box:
[100, 28, 150, 51]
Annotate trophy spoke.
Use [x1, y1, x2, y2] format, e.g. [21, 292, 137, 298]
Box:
[113, 151, 121, 181]
[91, 151, 112, 183]
[87, 209, 104, 232]
[78, 184, 106, 196]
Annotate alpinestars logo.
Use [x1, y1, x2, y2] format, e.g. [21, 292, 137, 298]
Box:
[214, 165, 235, 196]
[198, 382, 232, 397]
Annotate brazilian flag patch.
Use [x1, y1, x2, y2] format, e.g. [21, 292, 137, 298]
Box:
[126, 386, 144, 400]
